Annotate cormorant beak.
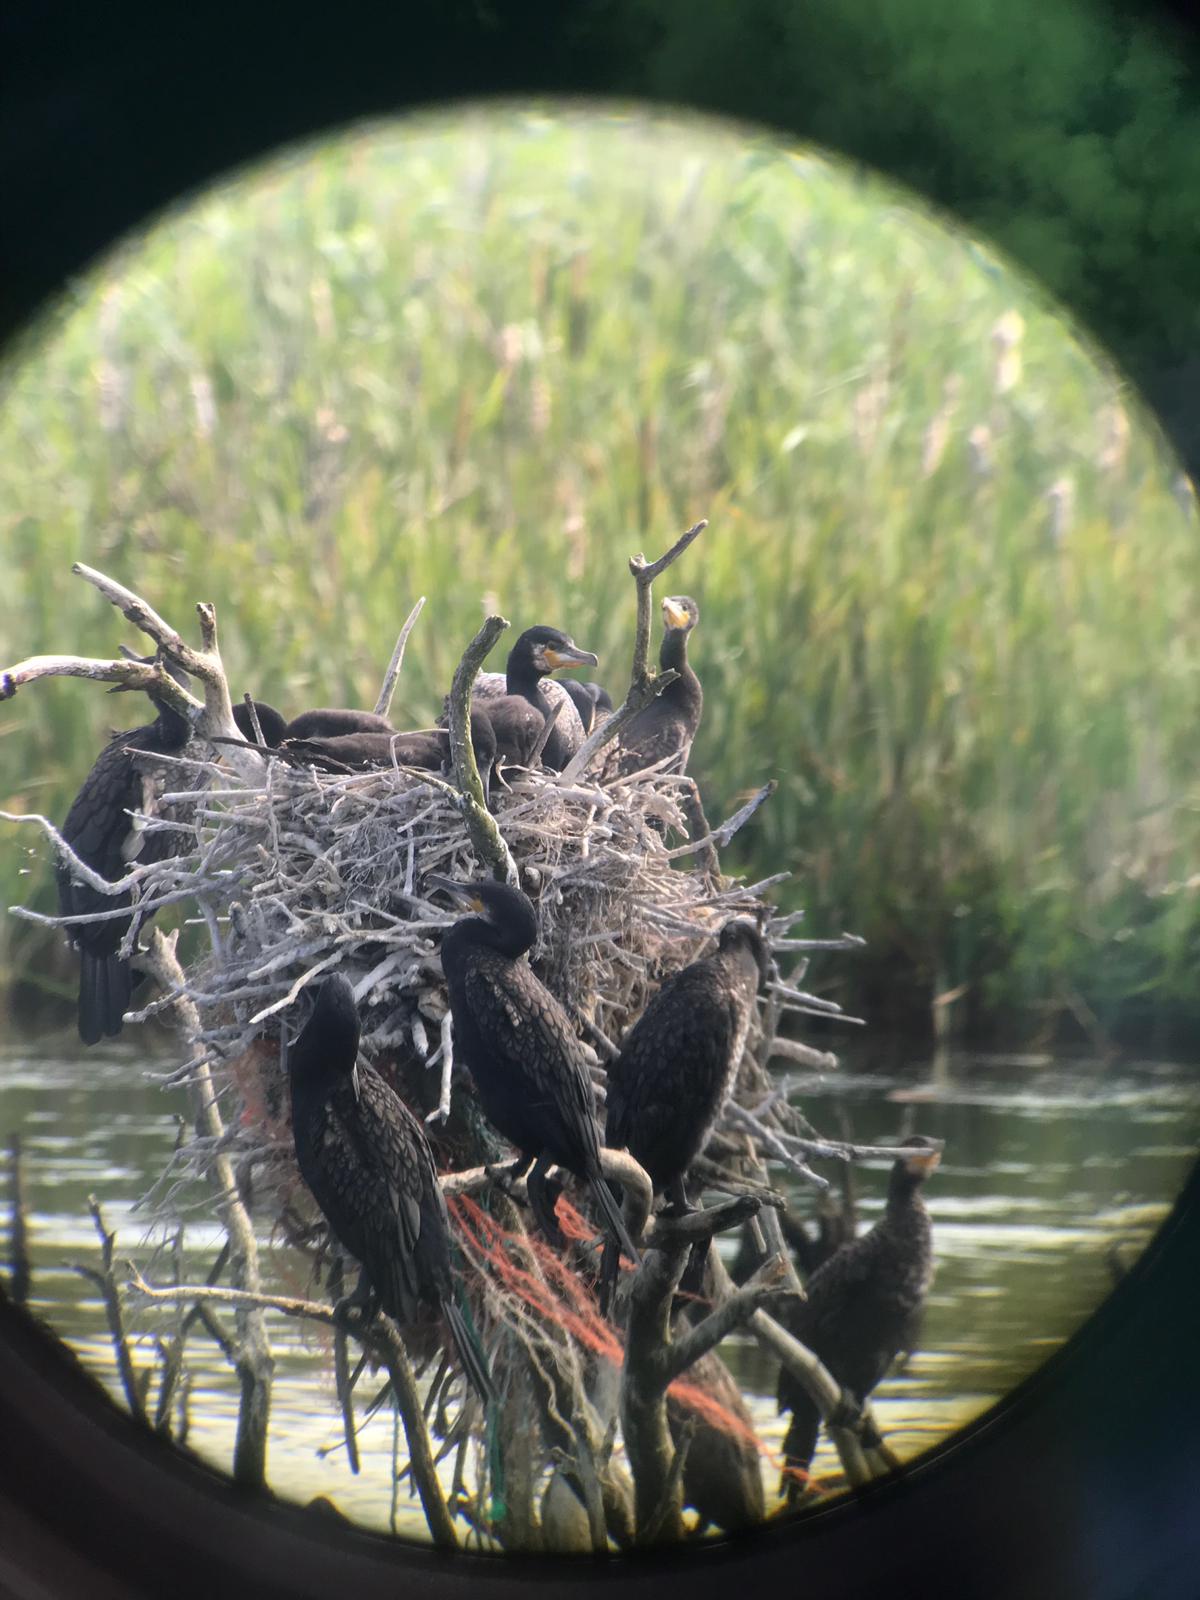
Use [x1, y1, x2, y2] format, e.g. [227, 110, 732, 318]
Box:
[904, 1146, 943, 1177]
[425, 873, 486, 912]
[662, 598, 691, 630]
[543, 644, 599, 671]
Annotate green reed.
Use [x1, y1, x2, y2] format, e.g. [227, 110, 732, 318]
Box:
[2, 108, 1198, 1039]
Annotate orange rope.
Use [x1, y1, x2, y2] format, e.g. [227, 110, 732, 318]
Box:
[447, 1192, 795, 1478]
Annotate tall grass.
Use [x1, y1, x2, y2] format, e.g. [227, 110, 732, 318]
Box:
[2, 106, 1198, 1039]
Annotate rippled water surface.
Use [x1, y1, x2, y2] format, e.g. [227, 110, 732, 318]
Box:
[1, 1032, 1196, 1539]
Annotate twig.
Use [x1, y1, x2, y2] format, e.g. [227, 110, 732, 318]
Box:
[139, 931, 274, 1489]
[74, 1198, 147, 1426]
[373, 597, 426, 719]
[662, 782, 775, 861]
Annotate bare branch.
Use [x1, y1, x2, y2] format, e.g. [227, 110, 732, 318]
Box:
[446, 614, 517, 884]
[374, 597, 426, 719]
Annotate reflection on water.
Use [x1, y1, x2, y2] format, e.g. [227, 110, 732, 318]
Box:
[1, 1035, 1196, 1537]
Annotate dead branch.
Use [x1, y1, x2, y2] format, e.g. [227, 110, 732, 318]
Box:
[373, 597, 426, 719]
[446, 614, 518, 884]
[74, 1198, 147, 1425]
[138, 930, 275, 1489]
[557, 518, 707, 785]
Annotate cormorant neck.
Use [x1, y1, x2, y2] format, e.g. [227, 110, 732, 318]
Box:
[152, 698, 192, 749]
[885, 1169, 928, 1220]
[444, 903, 536, 962]
[658, 629, 698, 702]
[505, 650, 544, 700]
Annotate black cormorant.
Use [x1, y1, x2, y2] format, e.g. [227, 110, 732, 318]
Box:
[616, 596, 702, 777]
[775, 1135, 940, 1492]
[427, 875, 638, 1263]
[57, 657, 192, 1044]
[605, 919, 771, 1213]
[470, 625, 598, 772]
[284, 710, 498, 808]
[232, 700, 289, 747]
[285, 707, 396, 740]
[289, 973, 494, 1404]
[562, 679, 598, 738]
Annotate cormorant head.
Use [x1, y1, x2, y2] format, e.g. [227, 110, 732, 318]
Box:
[425, 874, 538, 957]
[295, 973, 363, 1096]
[661, 596, 699, 635]
[586, 682, 615, 714]
[890, 1134, 943, 1195]
[718, 918, 772, 985]
[233, 699, 288, 748]
[510, 626, 599, 679]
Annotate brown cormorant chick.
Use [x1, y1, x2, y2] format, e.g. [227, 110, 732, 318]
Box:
[57, 655, 192, 1045]
[606, 919, 771, 1214]
[289, 973, 495, 1405]
[427, 875, 639, 1264]
[776, 1135, 940, 1496]
[285, 707, 396, 740]
[470, 625, 598, 772]
[284, 709, 498, 809]
[616, 596, 702, 776]
[231, 700, 289, 747]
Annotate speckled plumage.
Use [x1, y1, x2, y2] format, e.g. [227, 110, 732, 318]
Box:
[57, 681, 191, 1044]
[289, 975, 493, 1403]
[432, 878, 638, 1261]
[776, 1136, 939, 1480]
[605, 920, 769, 1198]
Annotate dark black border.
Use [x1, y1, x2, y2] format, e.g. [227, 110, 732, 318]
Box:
[2, 2, 1199, 1595]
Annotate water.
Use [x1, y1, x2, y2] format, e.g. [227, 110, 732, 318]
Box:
[1, 1032, 1196, 1542]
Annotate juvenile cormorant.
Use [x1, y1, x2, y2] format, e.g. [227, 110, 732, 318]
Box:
[284, 707, 396, 740]
[605, 919, 771, 1213]
[668, 1343, 765, 1533]
[289, 973, 495, 1405]
[616, 596, 702, 777]
[427, 875, 639, 1263]
[57, 657, 192, 1044]
[776, 1135, 940, 1492]
[232, 700, 289, 747]
[284, 710, 499, 808]
[470, 625, 598, 772]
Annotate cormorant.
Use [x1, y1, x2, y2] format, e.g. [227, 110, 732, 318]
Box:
[562, 679, 598, 738]
[284, 709, 499, 809]
[285, 707, 396, 740]
[427, 875, 639, 1263]
[57, 656, 192, 1044]
[232, 700, 289, 747]
[775, 1135, 940, 1493]
[616, 596, 702, 777]
[605, 919, 771, 1213]
[470, 625, 598, 772]
[288, 973, 495, 1405]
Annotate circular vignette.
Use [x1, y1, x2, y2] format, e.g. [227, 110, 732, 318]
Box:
[1, 3, 1199, 1598]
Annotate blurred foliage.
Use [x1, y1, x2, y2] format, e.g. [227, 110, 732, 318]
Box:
[2, 108, 1199, 1041]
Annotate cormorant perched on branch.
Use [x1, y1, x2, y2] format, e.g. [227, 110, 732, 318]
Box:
[283, 709, 499, 809]
[776, 1135, 940, 1494]
[606, 919, 771, 1213]
[427, 875, 639, 1263]
[616, 596, 702, 776]
[469, 625, 598, 772]
[57, 656, 192, 1045]
[289, 973, 495, 1405]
